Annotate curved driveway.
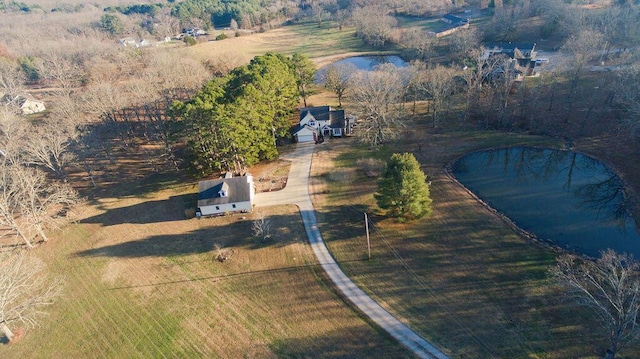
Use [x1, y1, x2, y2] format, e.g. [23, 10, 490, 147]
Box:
[255, 143, 448, 359]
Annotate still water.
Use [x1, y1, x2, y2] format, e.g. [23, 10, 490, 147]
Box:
[314, 55, 408, 83]
[451, 147, 640, 257]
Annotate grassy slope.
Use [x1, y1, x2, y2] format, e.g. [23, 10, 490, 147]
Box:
[186, 21, 370, 65]
[310, 127, 640, 359]
[2, 179, 411, 358]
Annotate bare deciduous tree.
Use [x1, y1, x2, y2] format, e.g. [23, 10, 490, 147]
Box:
[13, 166, 79, 243]
[0, 165, 32, 247]
[0, 250, 63, 342]
[446, 27, 481, 64]
[613, 62, 640, 140]
[0, 58, 24, 103]
[400, 28, 435, 61]
[252, 212, 272, 243]
[24, 118, 77, 180]
[0, 164, 78, 247]
[550, 250, 640, 359]
[36, 49, 84, 93]
[415, 64, 458, 128]
[351, 4, 397, 47]
[560, 29, 605, 121]
[0, 108, 28, 165]
[322, 63, 356, 107]
[349, 67, 406, 147]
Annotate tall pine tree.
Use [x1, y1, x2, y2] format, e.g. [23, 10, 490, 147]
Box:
[171, 53, 298, 176]
[375, 153, 432, 221]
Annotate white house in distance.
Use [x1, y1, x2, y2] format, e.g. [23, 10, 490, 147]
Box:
[18, 95, 46, 115]
[196, 173, 254, 217]
[292, 106, 352, 143]
[1, 93, 46, 115]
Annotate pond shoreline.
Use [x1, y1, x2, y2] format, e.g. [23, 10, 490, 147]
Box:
[444, 144, 640, 260]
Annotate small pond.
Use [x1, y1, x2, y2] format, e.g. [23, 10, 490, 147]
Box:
[451, 147, 640, 258]
[315, 55, 408, 83]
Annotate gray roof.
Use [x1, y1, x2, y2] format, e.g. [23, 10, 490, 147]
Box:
[300, 106, 331, 122]
[442, 14, 469, 25]
[197, 176, 251, 208]
[299, 106, 345, 129]
[329, 109, 345, 129]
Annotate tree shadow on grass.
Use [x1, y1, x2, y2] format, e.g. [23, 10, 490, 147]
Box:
[269, 326, 414, 359]
[75, 213, 306, 258]
[80, 193, 197, 226]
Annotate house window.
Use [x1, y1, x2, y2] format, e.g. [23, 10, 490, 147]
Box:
[232, 204, 236, 209]
[215, 206, 220, 210]
[309, 120, 315, 126]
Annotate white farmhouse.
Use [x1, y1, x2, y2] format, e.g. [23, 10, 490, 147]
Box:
[196, 173, 254, 217]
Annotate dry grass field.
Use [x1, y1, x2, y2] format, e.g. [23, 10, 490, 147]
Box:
[2, 9, 640, 358]
[185, 21, 392, 68]
[309, 126, 640, 358]
[1, 169, 411, 358]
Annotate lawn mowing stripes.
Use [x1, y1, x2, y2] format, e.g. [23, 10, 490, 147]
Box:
[365, 217, 501, 358]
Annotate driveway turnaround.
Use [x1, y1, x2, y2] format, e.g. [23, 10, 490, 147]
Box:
[255, 143, 449, 359]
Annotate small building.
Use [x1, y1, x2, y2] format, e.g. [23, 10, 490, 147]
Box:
[17, 95, 46, 115]
[428, 13, 470, 38]
[441, 14, 469, 26]
[196, 173, 254, 217]
[293, 106, 352, 143]
[118, 37, 138, 47]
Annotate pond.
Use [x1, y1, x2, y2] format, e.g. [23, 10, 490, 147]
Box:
[451, 147, 640, 258]
[314, 55, 408, 83]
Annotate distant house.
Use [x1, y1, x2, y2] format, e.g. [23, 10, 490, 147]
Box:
[19, 95, 46, 115]
[196, 173, 254, 217]
[182, 28, 206, 37]
[428, 13, 470, 38]
[118, 37, 138, 47]
[118, 37, 154, 48]
[441, 14, 469, 26]
[293, 106, 352, 143]
[482, 42, 538, 79]
[4, 94, 47, 115]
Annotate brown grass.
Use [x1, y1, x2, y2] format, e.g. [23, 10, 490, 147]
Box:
[1, 180, 411, 358]
[309, 127, 640, 358]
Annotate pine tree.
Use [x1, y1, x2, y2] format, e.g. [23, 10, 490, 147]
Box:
[375, 153, 432, 221]
[170, 53, 298, 176]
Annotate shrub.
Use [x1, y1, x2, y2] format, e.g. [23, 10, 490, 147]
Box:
[183, 36, 196, 46]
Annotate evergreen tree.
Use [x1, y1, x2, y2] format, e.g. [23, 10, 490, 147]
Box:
[375, 153, 432, 221]
[99, 14, 124, 35]
[171, 53, 298, 176]
[290, 52, 317, 107]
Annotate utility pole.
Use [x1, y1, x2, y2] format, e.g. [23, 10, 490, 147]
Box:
[364, 212, 371, 260]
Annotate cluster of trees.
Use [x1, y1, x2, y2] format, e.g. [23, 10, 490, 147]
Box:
[170, 52, 315, 176]
[0, 109, 79, 249]
[320, 52, 525, 146]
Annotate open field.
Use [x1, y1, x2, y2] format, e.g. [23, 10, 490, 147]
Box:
[0, 172, 411, 358]
[2, 10, 640, 358]
[309, 127, 640, 358]
[185, 21, 397, 68]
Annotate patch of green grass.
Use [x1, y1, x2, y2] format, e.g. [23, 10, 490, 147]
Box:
[285, 21, 372, 57]
[395, 15, 445, 32]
